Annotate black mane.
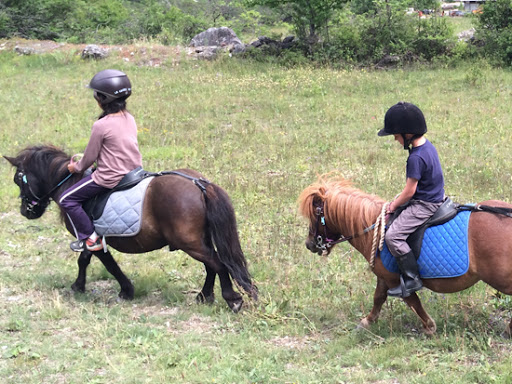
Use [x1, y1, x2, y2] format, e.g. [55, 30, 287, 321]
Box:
[15, 145, 81, 221]
[16, 145, 71, 183]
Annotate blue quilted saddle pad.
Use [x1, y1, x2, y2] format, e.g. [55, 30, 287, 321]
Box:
[379, 210, 471, 279]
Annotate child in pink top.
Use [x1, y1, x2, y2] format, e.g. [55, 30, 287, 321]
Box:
[59, 69, 142, 252]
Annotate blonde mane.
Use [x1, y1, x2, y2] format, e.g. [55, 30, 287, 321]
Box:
[298, 175, 386, 249]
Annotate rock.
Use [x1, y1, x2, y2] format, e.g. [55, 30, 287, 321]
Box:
[192, 46, 222, 61]
[14, 46, 35, 55]
[81, 44, 109, 60]
[189, 27, 246, 59]
[458, 28, 475, 42]
[249, 36, 296, 50]
[190, 27, 243, 48]
[376, 54, 401, 68]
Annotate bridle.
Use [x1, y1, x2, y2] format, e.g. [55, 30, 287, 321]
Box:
[16, 168, 73, 213]
[312, 201, 376, 254]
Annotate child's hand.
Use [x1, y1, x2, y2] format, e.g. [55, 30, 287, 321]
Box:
[68, 153, 83, 173]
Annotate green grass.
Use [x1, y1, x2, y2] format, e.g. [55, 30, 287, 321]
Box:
[2, 47, 512, 383]
[447, 15, 476, 35]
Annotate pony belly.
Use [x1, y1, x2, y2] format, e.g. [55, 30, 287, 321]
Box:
[379, 211, 471, 279]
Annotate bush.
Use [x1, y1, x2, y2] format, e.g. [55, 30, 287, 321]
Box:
[475, 0, 512, 66]
[318, 6, 454, 66]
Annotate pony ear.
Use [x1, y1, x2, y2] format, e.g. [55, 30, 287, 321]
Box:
[3, 156, 19, 167]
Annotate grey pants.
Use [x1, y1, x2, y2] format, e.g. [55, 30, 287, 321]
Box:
[385, 199, 443, 257]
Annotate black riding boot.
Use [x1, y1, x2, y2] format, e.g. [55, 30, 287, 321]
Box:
[387, 251, 423, 298]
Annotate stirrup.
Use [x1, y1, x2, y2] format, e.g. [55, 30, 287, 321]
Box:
[388, 275, 422, 298]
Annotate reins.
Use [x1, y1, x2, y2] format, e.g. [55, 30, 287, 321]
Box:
[314, 201, 389, 264]
[369, 202, 390, 269]
[20, 169, 73, 212]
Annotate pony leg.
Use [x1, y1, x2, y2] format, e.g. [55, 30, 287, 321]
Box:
[184, 245, 244, 312]
[359, 277, 388, 329]
[505, 320, 512, 339]
[217, 267, 244, 313]
[196, 265, 216, 304]
[403, 293, 437, 335]
[71, 250, 93, 293]
[93, 250, 134, 300]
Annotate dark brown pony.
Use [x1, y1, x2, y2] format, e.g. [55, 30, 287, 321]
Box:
[5, 145, 257, 312]
[298, 175, 512, 335]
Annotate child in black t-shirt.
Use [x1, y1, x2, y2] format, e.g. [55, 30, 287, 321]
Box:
[378, 102, 445, 298]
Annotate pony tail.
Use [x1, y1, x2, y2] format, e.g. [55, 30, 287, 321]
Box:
[204, 183, 257, 299]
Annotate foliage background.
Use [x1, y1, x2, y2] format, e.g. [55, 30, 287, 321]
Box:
[1, 0, 511, 66]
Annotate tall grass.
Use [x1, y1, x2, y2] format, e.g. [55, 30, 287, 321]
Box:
[1, 49, 512, 383]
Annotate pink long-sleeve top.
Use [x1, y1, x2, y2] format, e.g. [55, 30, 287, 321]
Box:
[74, 112, 142, 189]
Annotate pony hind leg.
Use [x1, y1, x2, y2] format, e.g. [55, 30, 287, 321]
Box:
[184, 245, 244, 312]
[93, 250, 134, 300]
[217, 266, 244, 313]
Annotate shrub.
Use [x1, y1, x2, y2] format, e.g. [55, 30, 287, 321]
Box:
[475, 0, 512, 66]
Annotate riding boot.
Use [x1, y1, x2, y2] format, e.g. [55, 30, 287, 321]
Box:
[387, 251, 423, 298]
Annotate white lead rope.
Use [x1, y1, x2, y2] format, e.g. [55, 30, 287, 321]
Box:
[369, 202, 390, 269]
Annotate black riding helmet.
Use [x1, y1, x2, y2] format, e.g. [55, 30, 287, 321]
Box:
[88, 69, 132, 105]
[378, 102, 427, 151]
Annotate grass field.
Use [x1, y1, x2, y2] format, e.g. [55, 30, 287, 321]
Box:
[1, 44, 512, 383]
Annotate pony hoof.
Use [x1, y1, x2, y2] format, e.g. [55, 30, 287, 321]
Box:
[196, 292, 215, 304]
[118, 291, 134, 300]
[228, 299, 243, 313]
[357, 318, 371, 330]
[118, 286, 135, 300]
[422, 319, 437, 336]
[71, 282, 85, 293]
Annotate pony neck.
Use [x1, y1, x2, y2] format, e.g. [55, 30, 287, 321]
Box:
[325, 188, 385, 259]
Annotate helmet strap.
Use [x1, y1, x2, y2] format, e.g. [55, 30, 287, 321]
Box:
[403, 134, 422, 153]
[402, 134, 411, 152]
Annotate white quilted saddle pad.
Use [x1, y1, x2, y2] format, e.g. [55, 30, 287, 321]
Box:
[93, 177, 154, 237]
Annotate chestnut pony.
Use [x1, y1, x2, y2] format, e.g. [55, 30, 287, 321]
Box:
[5, 145, 257, 312]
[298, 175, 512, 335]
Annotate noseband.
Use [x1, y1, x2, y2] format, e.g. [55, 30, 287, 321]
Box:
[313, 201, 376, 253]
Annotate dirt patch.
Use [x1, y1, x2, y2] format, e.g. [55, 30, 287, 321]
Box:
[1, 38, 200, 67]
[131, 303, 179, 319]
[268, 335, 311, 350]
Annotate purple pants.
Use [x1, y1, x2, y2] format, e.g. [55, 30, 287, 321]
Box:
[58, 175, 110, 240]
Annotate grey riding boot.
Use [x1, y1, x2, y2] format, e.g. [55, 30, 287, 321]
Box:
[387, 251, 423, 298]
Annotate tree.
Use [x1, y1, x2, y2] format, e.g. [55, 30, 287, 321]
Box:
[245, 0, 348, 50]
[475, 0, 512, 66]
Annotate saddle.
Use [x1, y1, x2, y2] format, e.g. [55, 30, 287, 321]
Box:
[388, 197, 458, 259]
[83, 167, 153, 220]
